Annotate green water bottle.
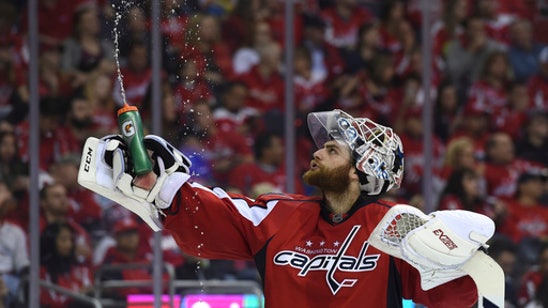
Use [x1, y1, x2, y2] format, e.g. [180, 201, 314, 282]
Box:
[117, 104, 152, 175]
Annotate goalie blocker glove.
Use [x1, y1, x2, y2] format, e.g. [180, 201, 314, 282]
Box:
[78, 135, 192, 231]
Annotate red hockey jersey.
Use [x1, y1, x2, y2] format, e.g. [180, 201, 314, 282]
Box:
[162, 183, 478, 307]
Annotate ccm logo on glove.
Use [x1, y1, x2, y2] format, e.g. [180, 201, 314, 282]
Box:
[432, 229, 458, 250]
[84, 147, 93, 172]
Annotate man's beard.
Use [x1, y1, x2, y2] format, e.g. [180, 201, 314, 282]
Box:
[303, 163, 352, 194]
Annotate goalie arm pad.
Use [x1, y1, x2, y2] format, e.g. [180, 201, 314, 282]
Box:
[368, 205, 495, 290]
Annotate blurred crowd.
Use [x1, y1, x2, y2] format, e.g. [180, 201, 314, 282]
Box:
[0, 0, 547, 307]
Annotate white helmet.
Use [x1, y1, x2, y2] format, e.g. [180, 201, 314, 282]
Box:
[307, 109, 404, 196]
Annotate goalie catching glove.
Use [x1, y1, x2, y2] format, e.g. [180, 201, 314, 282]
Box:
[368, 205, 495, 290]
[77, 135, 191, 231]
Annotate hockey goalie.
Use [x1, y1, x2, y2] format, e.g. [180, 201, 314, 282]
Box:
[78, 109, 504, 307]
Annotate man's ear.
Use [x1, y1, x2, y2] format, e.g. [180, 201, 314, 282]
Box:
[350, 167, 360, 181]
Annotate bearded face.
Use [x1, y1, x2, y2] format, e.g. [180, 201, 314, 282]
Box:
[303, 160, 353, 194]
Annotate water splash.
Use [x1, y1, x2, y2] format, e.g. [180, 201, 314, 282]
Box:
[112, 1, 131, 104]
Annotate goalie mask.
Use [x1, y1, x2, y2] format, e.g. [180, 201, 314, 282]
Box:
[307, 109, 404, 196]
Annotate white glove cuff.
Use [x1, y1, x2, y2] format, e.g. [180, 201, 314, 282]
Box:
[155, 172, 190, 209]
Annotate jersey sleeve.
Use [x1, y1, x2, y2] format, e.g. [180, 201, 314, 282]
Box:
[162, 182, 302, 260]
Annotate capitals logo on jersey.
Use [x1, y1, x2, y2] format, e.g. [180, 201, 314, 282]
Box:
[273, 225, 381, 294]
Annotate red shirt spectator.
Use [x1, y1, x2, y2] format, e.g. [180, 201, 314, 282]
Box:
[498, 196, 548, 243]
[40, 222, 93, 308]
[228, 132, 305, 195]
[113, 41, 167, 113]
[184, 101, 253, 185]
[181, 14, 234, 83]
[236, 58, 285, 113]
[293, 47, 329, 113]
[101, 218, 154, 298]
[173, 59, 215, 115]
[213, 81, 259, 136]
[16, 105, 81, 171]
[399, 112, 445, 197]
[321, 1, 374, 49]
[492, 83, 530, 140]
[518, 244, 548, 307]
[20, 0, 88, 48]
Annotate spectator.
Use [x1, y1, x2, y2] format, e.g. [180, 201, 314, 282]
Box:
[507, 19, 544, 83]
[20, 0, 89, 49]
[436, 135, 484, 196]
[519, 242, 548, 307]
[293, 46, 329, 115]
[431, 0, 468, 69]
[445, 15, 504, 98]
[0, 131, 28, 198]
[487, 235, 519, 308]
[464, 50, 512, 124]
[100, 217, 154, 301]
[39, 182, 92, 263]
[60, 5, 116, 90]
[181, 14, 233, 91]
[142, 84, 182, 147]
[160, 0, 189, 57]
[232, 21, 273, 75]
[183, 101, 253, 185]
[236, 41, 285, 113]
[117, 5, 151, 62]
[355, 53, 399, 126]
[437, 168, 505, 224]
[39, 222, 93, 308]
[113, 40, 153, 111]
[300, 13, 345, 82]
[0, 39, 17, 121]
[178, 133, 215, 187]
[377, 0, 405, 54]
[64, 94, 96, 146]
[515, 111, 548, 167]
[16, 97, 80, 171]
[220, 0, 256, 54]
[0, 180, 29, 307]
[440, 136, 480, 177]
[320, 0, 374, 50]
[29, 44, 73, 100]
[483, 132, 539, 199]
[528, 47, 548, 111]
[48, 155, 103, 238]
[254, 0, 303, 48]
[492, 82, 530, 141]
[397, 108, 445, 198]
[83, 73, 118, 135]
[498, 171, 548, 244]
[213, 81, 259, 137]
[342, 22, 382, 75]
[449, 103, 491, 161]
[228, 132, 305, 195]
[473, 0, 515, 46]
[173, 58, 215, 116]
[433, 80, 460, 142]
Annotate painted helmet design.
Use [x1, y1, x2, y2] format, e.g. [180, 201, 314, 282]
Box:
[307, 109, 404, 195]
